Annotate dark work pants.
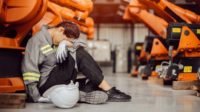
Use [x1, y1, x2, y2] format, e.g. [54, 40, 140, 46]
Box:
[39, 47, 104, 95]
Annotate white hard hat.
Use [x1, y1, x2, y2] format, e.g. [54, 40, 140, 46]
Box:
[43, 81, 79, 108]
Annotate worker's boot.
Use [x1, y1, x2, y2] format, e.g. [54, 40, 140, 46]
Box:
[79, 81, 108, 104]
[79, 91, 108, 104]
[106, 87, 131, 102]
[81, 82, 131, 102]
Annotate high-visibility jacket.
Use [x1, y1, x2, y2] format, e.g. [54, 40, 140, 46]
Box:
[22, 26, 87, 102]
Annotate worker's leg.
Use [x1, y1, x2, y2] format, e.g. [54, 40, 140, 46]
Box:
[39, 52, 77, 95]
[39, 53, 107, 104]
[76, 47, 111, 90]
[76, 47, 131, 102]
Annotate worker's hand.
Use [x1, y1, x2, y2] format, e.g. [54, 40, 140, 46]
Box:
[66, 40, 73, 48]
[56, 40, 68, 63]
[26, 83, 41, 103]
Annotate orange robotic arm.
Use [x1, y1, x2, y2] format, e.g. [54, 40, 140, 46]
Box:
[0, 0, 43, 24]
[0, 0, 48, 93]
[138, 0, 177, 23]
[48, 1, 94, 28]
[123, 0, 169, 60]
[123, 6, 140, 22]
[125, 0, 168, 39]
[33, 1, 94, 39]
[50, 0, 93, 12]
[0, 0, 47, 48]
[139, 0, 200, 24]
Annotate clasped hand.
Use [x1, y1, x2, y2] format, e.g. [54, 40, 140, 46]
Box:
[56, 40, 73, 63]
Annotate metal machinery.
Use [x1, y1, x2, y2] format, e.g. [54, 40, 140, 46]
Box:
[122, 0, 200, 85]
[0, 0, 94, 93]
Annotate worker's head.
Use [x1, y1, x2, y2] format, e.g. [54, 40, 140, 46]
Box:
[55, 21, 80, 39]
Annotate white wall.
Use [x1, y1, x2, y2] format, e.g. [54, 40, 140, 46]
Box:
[93, 23, 149, 46]
[133, 23, 149, 43]
[93, 24, 132, 72]
[94, 24, 132, 50]
[88, 23, 149, 72]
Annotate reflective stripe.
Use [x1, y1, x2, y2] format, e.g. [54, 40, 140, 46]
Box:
[42, 48, 53, 54]
[41, 45, 51, 51]
[23, 77, 39, 81]
[23, 72, 40, 81]
[41, 44, 54, 54]
[23, 72, 40, 77]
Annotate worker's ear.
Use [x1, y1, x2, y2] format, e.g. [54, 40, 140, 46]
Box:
[57, 27, 65, 33]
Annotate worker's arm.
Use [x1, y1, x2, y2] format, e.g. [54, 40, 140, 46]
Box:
[21, 37, 42, 102]
[56, 39, 73, 63]
[73, 37, 87, 49]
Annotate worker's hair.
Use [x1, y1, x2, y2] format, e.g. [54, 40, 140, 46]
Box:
[56, 21, 80, 39]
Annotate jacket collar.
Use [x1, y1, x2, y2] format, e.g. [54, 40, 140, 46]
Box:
[41, 25, 53, 45]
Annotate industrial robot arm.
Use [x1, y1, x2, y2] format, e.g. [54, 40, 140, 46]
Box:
[138, 0, 200, 23]
[124, 0, 168, 39]
[33, 1, 94, 39]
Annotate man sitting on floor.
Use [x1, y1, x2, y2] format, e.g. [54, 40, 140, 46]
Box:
[22, 21, 131, 104]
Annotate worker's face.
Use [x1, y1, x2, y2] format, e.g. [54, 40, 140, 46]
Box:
[66, 37, 75, 42]
[54, 27, 75, 43]
[54, 27, 67, 39]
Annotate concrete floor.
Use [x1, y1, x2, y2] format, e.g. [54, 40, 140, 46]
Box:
[1, 67, 200, 112]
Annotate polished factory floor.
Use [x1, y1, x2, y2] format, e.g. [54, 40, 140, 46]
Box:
[1, 67, 200, 112]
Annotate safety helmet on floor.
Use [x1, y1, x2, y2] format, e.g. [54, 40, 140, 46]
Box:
[43, 81, 79, 108]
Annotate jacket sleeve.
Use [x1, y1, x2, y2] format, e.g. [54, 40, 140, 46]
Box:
[73, 38, 87, 49]
[22, 37, 41, 102]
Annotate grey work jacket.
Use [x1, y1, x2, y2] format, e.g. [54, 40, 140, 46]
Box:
[22, 26, 57, 87]
[22, 26, 86, 101]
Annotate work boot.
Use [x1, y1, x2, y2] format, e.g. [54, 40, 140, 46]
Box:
[79, 91, 108, 104]
[106, 87, 131, 102]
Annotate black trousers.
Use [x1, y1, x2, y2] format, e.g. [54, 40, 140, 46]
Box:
[39, 47, 104, 95]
